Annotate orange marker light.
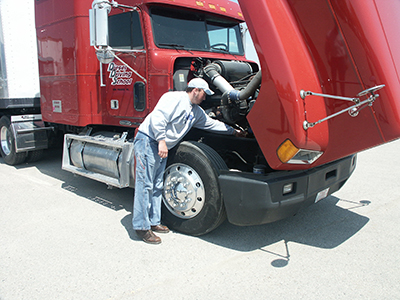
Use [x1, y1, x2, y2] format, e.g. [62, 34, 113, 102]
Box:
[277, 139, 299, 163]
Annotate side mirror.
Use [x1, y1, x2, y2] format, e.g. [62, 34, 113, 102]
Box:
[89, 1, 114, 64]
[89, 1, 111, 47]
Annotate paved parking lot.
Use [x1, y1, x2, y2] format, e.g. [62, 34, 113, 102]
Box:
[1, 139, 399, 300]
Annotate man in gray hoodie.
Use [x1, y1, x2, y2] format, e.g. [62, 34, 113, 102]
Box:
[133, 78, 243, 244]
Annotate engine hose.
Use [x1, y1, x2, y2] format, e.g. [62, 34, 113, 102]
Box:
[220, 70, 262, 106]
[237, 71, 262, 100]
[204, 64, 234, 93]
[220, 91, 247, 125]
[204, 64, 261, 124]
[204, 62, 262, 102]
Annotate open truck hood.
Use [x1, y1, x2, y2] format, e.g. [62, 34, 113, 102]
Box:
[240, 0, 400, 170]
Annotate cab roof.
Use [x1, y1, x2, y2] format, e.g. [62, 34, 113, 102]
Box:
[138, 0, 244, 22]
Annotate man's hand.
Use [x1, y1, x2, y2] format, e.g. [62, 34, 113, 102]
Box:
[234, 129, 247, 138]
[158, 140, 168, 158]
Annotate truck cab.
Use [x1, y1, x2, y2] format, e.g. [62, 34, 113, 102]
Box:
[1, 0, 399, 236]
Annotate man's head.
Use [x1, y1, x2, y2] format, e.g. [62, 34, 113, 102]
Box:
[187, 78, 214, 95]
[186, 78, 214, 105]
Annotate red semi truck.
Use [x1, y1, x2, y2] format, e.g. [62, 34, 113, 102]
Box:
[1, 0, 399, 235]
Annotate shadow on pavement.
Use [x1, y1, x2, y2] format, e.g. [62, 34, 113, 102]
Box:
[11, 147, 134, 213]
[200, 195, 369, 251]
[8, 147, 370, 253]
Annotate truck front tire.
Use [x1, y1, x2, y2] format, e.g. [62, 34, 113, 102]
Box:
[162, 141, 227, 236]
[0, 116, 26, 165]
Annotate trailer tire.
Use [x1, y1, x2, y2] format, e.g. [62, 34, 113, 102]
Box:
[26, 149, 44, 163]
[162, 141, 228, 236]
[0, 116, 26, 165]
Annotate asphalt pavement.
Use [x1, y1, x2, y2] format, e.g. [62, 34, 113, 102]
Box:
[0, 139, 399, 300]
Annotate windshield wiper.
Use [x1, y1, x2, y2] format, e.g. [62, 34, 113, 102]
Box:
[213, 48, 229, 53]
[210, 45, 230, 53]
[159, 43, 185, 48]
[158, 43, 193, 55]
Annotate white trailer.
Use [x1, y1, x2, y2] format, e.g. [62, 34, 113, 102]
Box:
[0, 0, 49, 165]
[0, 0, 40, 100]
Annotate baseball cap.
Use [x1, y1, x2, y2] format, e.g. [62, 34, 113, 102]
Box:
[188, 78, 214, 95]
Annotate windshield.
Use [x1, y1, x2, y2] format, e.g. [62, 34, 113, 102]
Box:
[150, 7, 244, 55]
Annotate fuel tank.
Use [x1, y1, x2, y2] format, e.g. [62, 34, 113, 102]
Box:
[239, 0, 400, 170]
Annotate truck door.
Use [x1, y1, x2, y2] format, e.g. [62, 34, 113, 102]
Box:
[239, 0, 400, 170]
[103, 10, 147, 122]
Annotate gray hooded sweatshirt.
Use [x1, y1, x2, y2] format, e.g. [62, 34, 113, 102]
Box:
[138, 91, 235, 149]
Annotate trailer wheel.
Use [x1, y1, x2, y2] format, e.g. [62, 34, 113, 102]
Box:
[0, 116, 26, 165]
[26, 150, 44, 163]
[162, 141, 228, 236]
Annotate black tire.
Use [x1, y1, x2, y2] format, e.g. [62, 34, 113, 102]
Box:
[162, 141, 228, 236]
[0, 116, 26, 165]
[26, 149, 44, 163]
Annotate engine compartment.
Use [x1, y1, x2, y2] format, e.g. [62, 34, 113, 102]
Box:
[173, 57, 260, 134]
[172, 57, 268, 173]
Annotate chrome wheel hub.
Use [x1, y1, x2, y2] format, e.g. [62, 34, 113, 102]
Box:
[0, 126, 12, 156]
[163, 163, 205, 219]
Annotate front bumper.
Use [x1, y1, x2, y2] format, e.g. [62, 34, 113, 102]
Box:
[219, 155, 357, 226]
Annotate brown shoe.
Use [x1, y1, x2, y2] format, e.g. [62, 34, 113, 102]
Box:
[135, 230, 161, 244]
[151, 224, 170, 233]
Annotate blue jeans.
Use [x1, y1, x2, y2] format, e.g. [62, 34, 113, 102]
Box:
[132, 131, 167, 230]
